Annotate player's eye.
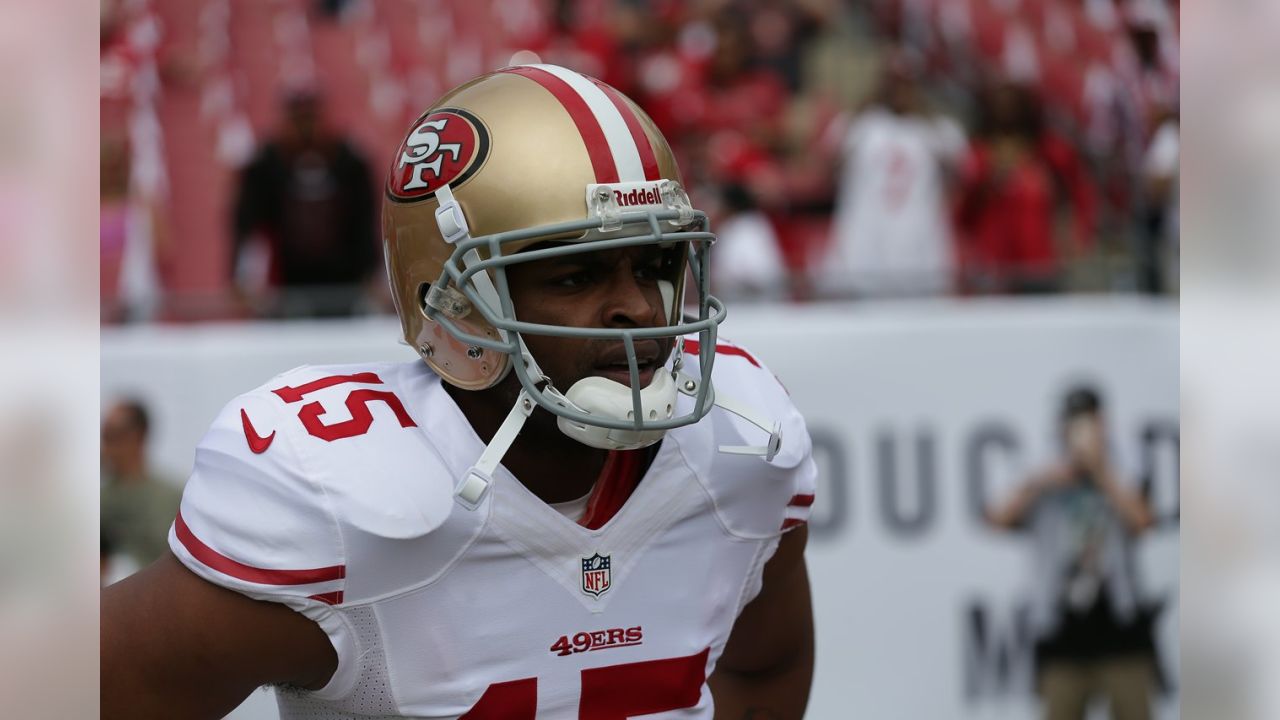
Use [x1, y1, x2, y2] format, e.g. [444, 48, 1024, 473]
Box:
[550, 268, 594, 288]
[635, 248, 680, 281]
[633, 261, 662, 281]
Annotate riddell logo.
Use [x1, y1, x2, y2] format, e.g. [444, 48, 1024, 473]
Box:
[613, 185, 662, 207]
[549, 626, 643, 656]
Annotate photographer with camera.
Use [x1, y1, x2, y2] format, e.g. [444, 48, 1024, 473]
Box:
[987, 386, 1156, 720]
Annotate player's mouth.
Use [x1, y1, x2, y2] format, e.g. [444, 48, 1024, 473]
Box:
[592, 340, 668, 387]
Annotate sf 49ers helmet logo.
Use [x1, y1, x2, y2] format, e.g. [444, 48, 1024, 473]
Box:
[387, 107, 489, 201]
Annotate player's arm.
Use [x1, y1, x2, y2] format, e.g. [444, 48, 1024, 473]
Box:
[709, 525, 814, 720]
[101, 552, 337, 720]
[103, 389, 348, 719]
[1093, 461, 1155, 533]
[985, 462, 1071, 530]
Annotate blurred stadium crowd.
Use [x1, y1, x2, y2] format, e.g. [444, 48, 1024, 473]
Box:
[100, 0, 1178, 322]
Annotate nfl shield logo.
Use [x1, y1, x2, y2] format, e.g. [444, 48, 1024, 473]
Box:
[581, 553, 612, 598]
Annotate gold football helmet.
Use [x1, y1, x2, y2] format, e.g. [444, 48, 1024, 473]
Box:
[382, 64, 729, 476]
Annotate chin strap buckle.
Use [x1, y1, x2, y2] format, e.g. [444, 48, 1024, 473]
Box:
[455, 469, 492, 510]
[434, 184, 470, 245]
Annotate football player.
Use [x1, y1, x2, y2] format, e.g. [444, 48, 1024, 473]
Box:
[103, 64, 817, 719]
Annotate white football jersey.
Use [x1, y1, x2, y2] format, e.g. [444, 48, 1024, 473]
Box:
[824, 107, 966, 297]
[169, 341, 816, 719]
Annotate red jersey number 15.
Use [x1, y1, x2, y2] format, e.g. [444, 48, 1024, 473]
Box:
[462, 648, 709, 719]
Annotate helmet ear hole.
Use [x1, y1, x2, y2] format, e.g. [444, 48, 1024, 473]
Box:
[417, 283, 432, 318]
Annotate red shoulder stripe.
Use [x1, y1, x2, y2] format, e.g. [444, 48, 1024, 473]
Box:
[682, 339, 761, 368]
[787, 494, 815, 508]
[174, 511, 346, 586]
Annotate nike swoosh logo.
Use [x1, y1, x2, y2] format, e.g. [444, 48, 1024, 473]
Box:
[240, 409, 276, 454]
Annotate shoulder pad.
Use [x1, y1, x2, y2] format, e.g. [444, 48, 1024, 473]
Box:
[258, 362, 458, 540]
[675, 339, 818, 537]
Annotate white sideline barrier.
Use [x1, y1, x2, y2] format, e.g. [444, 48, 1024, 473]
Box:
[102, 297, 1178, 719]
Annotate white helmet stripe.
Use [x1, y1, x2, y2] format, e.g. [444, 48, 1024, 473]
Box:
[525, 64, 647, 182]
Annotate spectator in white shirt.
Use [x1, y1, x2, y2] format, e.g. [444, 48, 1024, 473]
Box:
[818, 58, 967, 299]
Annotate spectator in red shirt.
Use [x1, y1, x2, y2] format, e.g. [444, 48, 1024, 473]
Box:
[955, 81, 1097, 294]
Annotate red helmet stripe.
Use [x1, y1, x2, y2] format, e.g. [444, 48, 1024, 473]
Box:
[502, 65, 619, 183]
[592, 79, 662, 181]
